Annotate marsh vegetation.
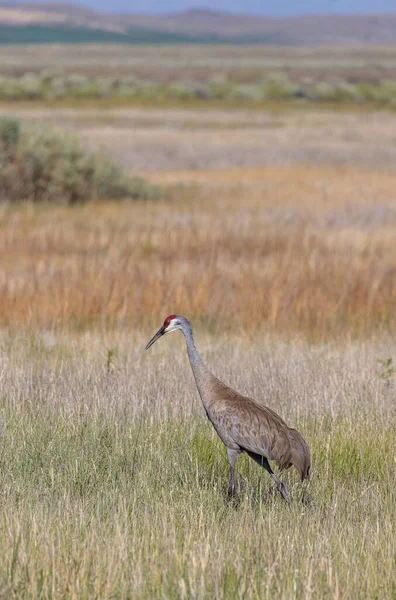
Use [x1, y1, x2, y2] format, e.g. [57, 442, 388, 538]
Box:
[0, 42, 395, 598]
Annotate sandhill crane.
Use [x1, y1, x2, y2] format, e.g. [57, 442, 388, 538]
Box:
[145, 315, 311, 505]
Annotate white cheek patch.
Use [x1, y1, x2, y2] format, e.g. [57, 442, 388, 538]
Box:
[165, 320, 178, 333]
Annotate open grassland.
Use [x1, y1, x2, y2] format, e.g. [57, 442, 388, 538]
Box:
[2, 45, 396, 80]
[2, 106, 396, 171]
[0, 163, 395, 339]
[0, 329, 395, 598]
[1, 44, 396, 107]
[0, 102, 395, 597]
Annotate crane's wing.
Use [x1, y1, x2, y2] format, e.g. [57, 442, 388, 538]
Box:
[208, 391, 293, 470]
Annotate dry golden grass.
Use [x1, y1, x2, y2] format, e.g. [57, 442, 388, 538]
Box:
[0, 102, 395, 598]
[1, 165, 395, 339]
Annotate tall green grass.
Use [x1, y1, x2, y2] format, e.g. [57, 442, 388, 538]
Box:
[0, 329, 394, 598]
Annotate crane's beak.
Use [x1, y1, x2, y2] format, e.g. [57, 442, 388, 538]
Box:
[145, 325, 166, 350]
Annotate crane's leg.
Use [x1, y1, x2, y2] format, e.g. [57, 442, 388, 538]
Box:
[226, 447, 242, 500]
[246, 451, 291, 508]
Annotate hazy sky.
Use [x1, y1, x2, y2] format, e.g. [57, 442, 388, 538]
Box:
[19, 1, 396, 15]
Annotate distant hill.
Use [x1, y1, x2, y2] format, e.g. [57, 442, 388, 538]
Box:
[0, 3, 396, 45]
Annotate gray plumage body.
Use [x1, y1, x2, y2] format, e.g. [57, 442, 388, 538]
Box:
[146, 315, 311, 504]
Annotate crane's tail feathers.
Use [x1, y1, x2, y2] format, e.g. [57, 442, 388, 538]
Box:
[288, 428, 311, 482]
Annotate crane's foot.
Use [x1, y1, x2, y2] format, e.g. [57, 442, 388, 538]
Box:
[277, 480, 291, 509]
[227, 482, 237, 504]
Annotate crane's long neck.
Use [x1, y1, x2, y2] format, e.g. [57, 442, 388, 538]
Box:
[182, 324, 212, 409]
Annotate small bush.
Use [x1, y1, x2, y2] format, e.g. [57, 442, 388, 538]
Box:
[0, 117, 161, 204]
[229, 84, 264, 102]
[0, 116, 20, 152]
[261, 72, 299, 101]
[96, 158, 160, 201]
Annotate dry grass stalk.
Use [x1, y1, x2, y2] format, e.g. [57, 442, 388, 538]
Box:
[1, 165, 395, 339]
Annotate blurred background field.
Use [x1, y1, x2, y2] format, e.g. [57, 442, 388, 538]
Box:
[1, 104, 395, 339]
[1, 44, 396, 107]
[1, 162, 396, 339]
[0, 3, 395, 598]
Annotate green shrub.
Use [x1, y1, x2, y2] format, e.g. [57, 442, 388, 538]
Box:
[0, 70, 396, 107]
[0, 116, 20, 152]
[96, 158, 160, 201]
[164, 82, 197, 101]
[0, 117, 161, 204]
[261, 72, 299, 101]
[229, 84, 264, 102]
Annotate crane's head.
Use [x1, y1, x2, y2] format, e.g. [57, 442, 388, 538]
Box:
[145, 315, 184, 350]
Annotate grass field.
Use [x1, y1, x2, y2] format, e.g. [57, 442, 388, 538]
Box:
[1, 44, 396, 106]
[0, 95, 395, 597]
[0, 330, 394, 598]
[3, 106, 396, 170]
[2, 44, 396, 80]
[1, 164, 396, 338]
